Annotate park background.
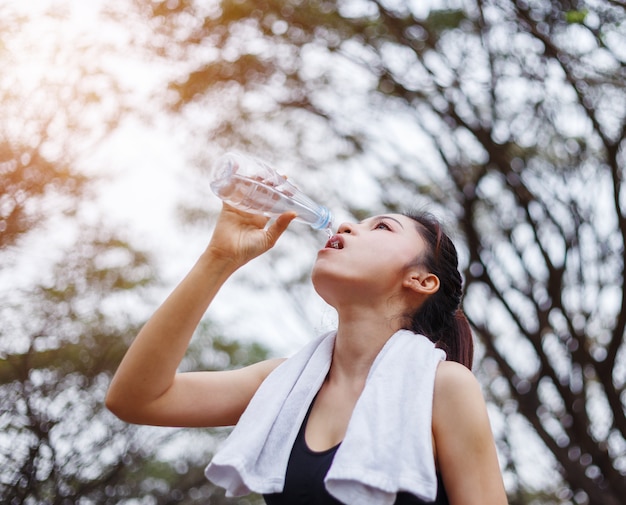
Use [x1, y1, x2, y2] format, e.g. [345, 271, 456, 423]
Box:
[1, 0, 625, 504]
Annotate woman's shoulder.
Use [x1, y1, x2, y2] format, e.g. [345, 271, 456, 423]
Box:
[432, 364, 508, 503]
[435, 359, 478, 386]
[433, 360, 485, 417]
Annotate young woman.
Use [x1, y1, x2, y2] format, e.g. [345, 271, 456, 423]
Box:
[106, 203, 508, 505]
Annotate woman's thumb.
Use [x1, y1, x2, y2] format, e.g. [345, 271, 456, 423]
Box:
[266, 212, 297, 246]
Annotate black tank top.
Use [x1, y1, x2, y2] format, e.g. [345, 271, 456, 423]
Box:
[264, 404, 449, 505]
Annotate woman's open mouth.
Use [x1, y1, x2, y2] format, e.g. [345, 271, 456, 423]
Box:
[325, 235, 344, 249]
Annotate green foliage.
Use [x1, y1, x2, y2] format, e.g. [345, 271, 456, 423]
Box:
[425, 9, 467, 33]
[565, 9, 588, 24]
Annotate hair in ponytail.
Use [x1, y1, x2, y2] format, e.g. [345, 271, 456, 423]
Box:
[403, 211, 474, 369]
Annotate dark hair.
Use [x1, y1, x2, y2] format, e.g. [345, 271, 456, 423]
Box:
[404, 211, 474, 369]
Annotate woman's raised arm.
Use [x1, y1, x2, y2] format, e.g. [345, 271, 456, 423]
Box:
[105, 204, 295, 427]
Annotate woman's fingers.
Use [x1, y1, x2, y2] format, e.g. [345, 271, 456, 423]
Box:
[208, 205, 297, 266]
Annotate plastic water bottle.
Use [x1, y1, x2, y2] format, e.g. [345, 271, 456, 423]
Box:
[210, 152, 333, 232]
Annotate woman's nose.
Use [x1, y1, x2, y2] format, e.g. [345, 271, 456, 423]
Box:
[337, 222, 354, 234]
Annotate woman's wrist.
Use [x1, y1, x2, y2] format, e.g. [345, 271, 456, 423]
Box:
[200, 246, 244, 277]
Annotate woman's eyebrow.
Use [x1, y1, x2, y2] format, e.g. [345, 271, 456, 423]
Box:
[365, 215, 405, 229]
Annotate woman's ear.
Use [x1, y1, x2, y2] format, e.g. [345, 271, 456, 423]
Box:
[403, 270, 440, 295]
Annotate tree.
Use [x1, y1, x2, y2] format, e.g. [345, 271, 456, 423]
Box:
[0, 3, 266, 503]
[131, 0, 626, 502]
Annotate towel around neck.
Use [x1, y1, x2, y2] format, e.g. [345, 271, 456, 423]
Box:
[205, 329, 446, 505]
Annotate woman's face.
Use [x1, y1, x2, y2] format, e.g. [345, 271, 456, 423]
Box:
[312, 214, 431, 306]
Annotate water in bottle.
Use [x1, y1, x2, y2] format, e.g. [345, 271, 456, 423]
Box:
[210, 152, 333, 233]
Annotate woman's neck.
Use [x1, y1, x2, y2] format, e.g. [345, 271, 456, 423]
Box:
[329, 308, 403, 387]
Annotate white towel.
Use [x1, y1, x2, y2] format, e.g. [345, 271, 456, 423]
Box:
[205, 329, 446, 505]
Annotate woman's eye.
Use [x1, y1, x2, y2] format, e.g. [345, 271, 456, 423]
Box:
[374, 221, 391, 230]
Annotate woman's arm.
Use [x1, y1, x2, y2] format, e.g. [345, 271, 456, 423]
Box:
[106, 204, 295, 427]
[433, 361, 508, 505]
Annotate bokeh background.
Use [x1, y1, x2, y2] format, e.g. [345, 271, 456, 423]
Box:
[1, 1, 625, 504]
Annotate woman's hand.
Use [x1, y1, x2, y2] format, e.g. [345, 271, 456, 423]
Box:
[206, 203, 297, 268]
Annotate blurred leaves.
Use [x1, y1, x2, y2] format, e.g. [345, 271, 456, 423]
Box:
[0, 144, 87, 249]
[565, 9, 589, 24]
[0, 2, 268, 504]
[0, 218, 269, 503]
[2, 0, 625, 503]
